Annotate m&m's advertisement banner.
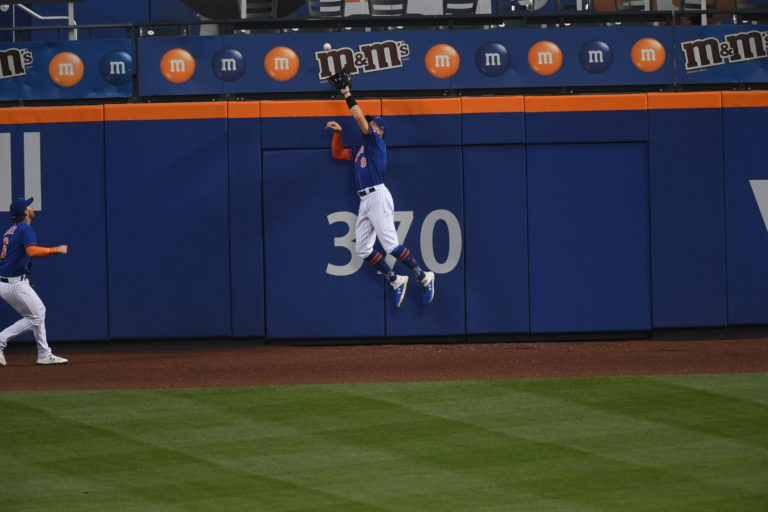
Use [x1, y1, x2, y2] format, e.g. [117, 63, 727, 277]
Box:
[0, 40, 132, 101]
[675, 25, 768, 85]
[138, 27, 678, 96]
[132, 24, 768, 96]
[1, 25, 767, 101]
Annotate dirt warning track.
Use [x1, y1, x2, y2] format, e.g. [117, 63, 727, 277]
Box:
[1, 337, 766, 391]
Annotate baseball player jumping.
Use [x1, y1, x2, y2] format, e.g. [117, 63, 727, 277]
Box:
[325, 81, 435, 308]
[0, 197, 69, 366]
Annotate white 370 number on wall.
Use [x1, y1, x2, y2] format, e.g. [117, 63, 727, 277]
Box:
[326, 209, 462, 277]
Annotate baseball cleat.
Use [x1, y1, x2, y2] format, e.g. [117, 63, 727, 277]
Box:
[0, 349, 5, 366]
[391, 275, 408, 309]
[36, 354, 68, 365]
[421, 271, 435, 304]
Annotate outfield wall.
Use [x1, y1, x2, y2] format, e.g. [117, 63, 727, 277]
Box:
[1, 91, 767, 341]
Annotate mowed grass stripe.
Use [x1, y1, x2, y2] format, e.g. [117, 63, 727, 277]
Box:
[1, 373, 766, 511]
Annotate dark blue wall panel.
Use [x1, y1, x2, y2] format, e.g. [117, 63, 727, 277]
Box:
[526, 111, 648, 144]
[261, 116, 368, 151]
[384, 115, 462, 148]
[105, 118, 231, 339]
[464, 145, 529, 334]
[228, 117, 265, 337]
[261, 113, 462, 151]
[262, 149, 385, 339]
[649, 108, 727, 327]
[723, 106, 768, 324]
[462, 113, 526, 145]
[528, 143, 651, 333]
[383, 147, 465, 337]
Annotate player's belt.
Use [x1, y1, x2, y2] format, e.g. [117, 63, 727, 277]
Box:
[0, 275, 26, 283]
[358, 186, 377, 197]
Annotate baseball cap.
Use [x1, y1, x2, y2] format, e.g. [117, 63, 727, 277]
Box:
[365, 115, 388, 134]
[10, 197, 33, 218]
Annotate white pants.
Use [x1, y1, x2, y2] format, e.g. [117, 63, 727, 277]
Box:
[0, 279, 52, 358]
[355, 185, 400, 259]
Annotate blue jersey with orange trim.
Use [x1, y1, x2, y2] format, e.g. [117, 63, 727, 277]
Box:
[350, 129, 387, 191]
[0, 222, 37, 277]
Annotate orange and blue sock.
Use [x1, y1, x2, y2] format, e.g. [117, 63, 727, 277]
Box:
[391, 245, 425, 281]
[365, 251, 395, 281]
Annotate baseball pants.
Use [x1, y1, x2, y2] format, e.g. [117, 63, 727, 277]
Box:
[0, 278, 52, 358]
[355, 185, 399, 259]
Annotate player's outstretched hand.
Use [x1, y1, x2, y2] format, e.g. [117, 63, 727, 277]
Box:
[326, 121, 342, 132]
[58, 245, 68, 255]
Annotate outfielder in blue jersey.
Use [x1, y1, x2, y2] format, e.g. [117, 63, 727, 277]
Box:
[326, 85, 435, 308]
[0, 197, 69, 366]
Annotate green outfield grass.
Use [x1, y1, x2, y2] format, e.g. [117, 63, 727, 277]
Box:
[1, 373, 766, 511]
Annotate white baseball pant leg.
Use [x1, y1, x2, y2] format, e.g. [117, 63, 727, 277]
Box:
[0, 280, 52, 358]
[355, 185, 400, 259]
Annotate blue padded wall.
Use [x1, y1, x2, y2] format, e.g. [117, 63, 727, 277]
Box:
[383, 147, 465, 337]
[649, 107, 727, 327]
[261, 115, 368, 151]
[4, 93, 761, 343]
[383, 115, 462, 148]
[527, 143, 652, 333]
[228, 117, 265, 337]
[462, 112, 526, 145]
[105, 117, 231, 339]
[525, 111, 648, 144]
[262, 148, 385, 339]
[724, 105, 768, 325]
[463, 145, 529, 334]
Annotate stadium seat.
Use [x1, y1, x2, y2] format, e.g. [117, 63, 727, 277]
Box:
[305, 0, 345, 17]
[443, 0, 479, 14]
[369, 0, 409, 15]
[244, 0, 277, 18]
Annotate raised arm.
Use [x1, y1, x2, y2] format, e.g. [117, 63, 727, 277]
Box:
[340, 86, 370, 135]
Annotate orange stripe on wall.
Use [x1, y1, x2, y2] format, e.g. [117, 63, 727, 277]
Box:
[104, 102, 228, 121]
[261, 100, 381, 118]
[0, 105, 103, 124]
[462, 96, 525, 114]
[647, 92, 722, 109]
[4, 93, 764, 126]
[525, 94, 647, 113]
[228, 101, 261, 119]
[383, 98, 462, 116]
[722, 91, 768, 108]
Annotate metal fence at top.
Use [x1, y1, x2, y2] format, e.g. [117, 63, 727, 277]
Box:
[1, 3, 767, 42]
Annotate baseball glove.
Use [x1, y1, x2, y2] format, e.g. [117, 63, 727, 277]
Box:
[328, 65, 352, 90]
